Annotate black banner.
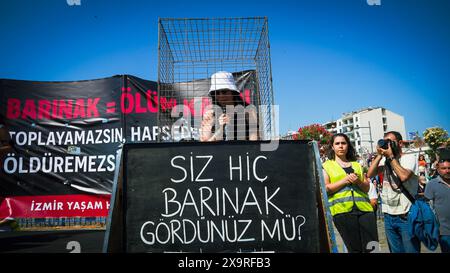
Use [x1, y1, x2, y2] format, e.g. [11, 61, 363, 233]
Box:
[1, 76, 121, 196]
[0, 75, 160, 197]
[0, 72, 259, 219]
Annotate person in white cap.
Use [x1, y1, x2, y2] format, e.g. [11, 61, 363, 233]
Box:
[200, 71, 259, 142]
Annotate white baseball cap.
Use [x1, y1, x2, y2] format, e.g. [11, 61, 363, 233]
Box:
[208, 71, 239, 95]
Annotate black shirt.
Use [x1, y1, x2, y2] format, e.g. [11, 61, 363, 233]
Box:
[343, 166, 354, 175]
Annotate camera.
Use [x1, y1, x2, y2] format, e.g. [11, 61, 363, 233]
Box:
[377, 138, 399, 158]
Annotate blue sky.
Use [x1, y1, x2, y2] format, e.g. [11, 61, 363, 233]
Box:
[1, 0, 449, 138]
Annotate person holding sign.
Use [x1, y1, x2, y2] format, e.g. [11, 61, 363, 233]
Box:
[367, 131, 420, 253]
[322, 133, 378, 253]
[200, 71, 259, 141]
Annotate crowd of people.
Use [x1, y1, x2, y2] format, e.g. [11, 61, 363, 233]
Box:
[200, 71, 449, 254]
[322, 131, 449, 253]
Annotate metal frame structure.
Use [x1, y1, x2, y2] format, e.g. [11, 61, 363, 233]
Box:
[157, 17, 275, 141]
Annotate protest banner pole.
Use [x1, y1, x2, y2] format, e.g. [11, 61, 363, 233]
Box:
[103, 149, 124, 253]
[311, 141, 338, 253]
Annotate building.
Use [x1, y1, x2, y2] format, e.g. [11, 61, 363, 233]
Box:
[280, 130, 298, 140]
[323, 107, 407, 156]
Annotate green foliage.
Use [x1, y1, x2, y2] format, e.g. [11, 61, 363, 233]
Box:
[425, 149, 437, 163]
[423, 127, 448, 152]
[293, 123, 332, 147]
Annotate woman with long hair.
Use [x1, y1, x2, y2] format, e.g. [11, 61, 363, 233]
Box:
[418, 154, 427, 177]
[200, 71, 258, 142]
[322, 133, 378, 252]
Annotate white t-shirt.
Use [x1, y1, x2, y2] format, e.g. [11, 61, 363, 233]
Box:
[381, 153, 418, 215]
[368, 182, 378, 200]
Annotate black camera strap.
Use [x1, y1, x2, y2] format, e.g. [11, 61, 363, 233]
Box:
[385, 158, 416, 204]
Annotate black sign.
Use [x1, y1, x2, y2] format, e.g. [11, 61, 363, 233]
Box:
[122, 141, 325, 253]
[0, 230, 105, 253]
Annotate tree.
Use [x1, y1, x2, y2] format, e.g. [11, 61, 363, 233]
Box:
[412, 131, 425, 149]
[423, 127, 448, 152]
[293, 123, 332, 147]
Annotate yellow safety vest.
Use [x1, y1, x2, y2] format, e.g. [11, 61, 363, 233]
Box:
[323, 160, 373, 216]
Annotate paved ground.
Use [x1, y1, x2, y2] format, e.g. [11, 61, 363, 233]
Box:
[0, 230, 105, 253]
[0, 219, 443, 253]
[333, 217, 442, 253]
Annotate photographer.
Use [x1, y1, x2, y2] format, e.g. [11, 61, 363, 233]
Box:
[367, 131, 420, 253]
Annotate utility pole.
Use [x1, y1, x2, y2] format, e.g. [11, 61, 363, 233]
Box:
[368, 121, 373, 153]
[356, 122, 374, 154]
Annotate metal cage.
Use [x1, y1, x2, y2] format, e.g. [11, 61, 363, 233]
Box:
[157, 17, 275, 141]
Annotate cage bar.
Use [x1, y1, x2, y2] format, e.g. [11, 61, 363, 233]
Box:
[157, 17, 275, 141]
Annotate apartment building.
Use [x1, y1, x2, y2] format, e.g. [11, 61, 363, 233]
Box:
[323, 107, 406, 155]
